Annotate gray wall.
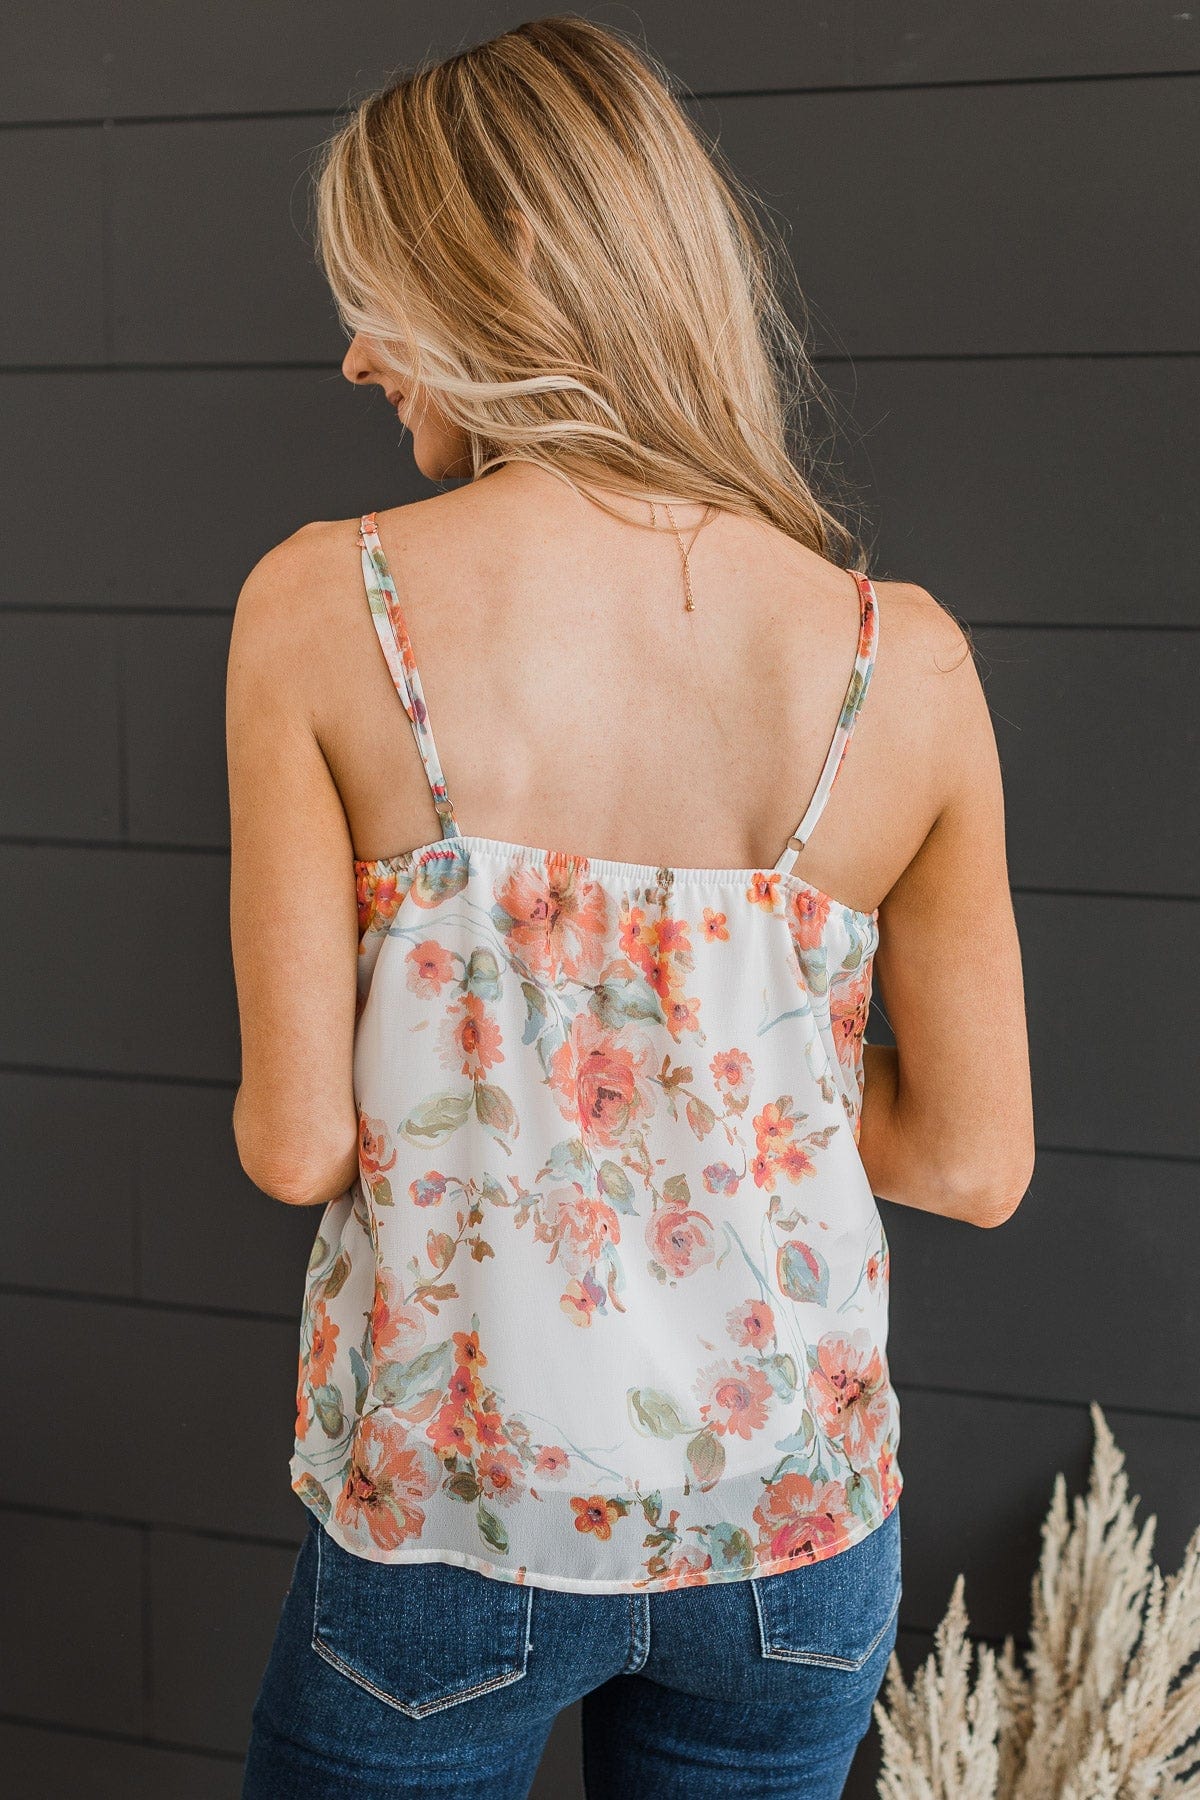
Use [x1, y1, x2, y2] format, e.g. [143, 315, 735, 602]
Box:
[2, 5, 1197, 1794]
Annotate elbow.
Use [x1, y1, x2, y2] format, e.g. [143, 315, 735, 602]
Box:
[233, 1097, 357, 1208]
[961, 1147, 1037, 1230]
[243, 1161, 342, 1208]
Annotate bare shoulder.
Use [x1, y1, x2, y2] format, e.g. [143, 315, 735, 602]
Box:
[873, 575, 985, 723]
[872, 576, 975, 674]
[228, 516, 376, 682]
[863, 577, 994, 838]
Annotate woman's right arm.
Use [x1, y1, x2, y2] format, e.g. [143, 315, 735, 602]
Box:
[858, 597, 1036, 1229]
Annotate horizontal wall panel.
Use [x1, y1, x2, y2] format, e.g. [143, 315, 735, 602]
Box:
[981, 629, 1199, 897]
[841, 1, 1199, 85]
[0, 846, 238, 1080]
[0, 615, 121, 836]
[1017, 891, 1198, 1159]
[0, 1722, 241, 1799]
[123, 615, 232, 846]
[109, 118, 340, 364]
[2, 1069, 317, 1314]
[706, 77, 1199, 356]
[0, 370, 421, 613]
[0, 127, 105, 364]
[4, 2, 1196, 123]
[0, 1513, 144, 1734]
[149, 1530, 297, 1754]
[828, 356, 1200, 627]
[893, 1388, 1200, 1643]
[89, 81, 1200, 366]
[136, 1084, 317, 1315]
[885, 1149, 1200, 1416]
[1, 1293, 303, 1538]
[4, 1073, 138, 1296]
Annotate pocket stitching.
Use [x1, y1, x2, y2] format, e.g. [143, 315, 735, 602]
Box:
[310, 1524, 534, 1718]
[752, 1580, 900, 1671]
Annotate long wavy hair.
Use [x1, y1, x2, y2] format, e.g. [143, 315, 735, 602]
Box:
[311, 13, 868, 568]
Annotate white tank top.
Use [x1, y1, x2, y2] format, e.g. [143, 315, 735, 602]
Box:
[289, 511, 902, 1593]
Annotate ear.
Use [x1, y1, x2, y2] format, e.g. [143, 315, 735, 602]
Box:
[504, 206, 536, 272]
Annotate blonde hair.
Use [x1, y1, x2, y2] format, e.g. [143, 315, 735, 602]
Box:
[311, 13, 868, 567]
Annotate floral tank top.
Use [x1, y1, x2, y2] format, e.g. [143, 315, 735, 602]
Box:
[289, 511, 902, 1594]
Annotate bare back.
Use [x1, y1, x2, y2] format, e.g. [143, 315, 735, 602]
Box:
[310, 463, 949, 918]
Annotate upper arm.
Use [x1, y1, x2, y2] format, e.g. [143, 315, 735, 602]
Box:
[225, 525, 361, 1203]
[871, 592, 1036, 1219]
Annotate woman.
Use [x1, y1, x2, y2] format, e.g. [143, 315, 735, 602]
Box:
[228, 16, 1035, 1798]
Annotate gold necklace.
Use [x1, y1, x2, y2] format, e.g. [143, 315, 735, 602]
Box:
[648, 497, 716, 611]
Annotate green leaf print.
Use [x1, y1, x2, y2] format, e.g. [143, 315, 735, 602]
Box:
[401, 1090, 473, 1144]
[590, 974, 665, 1028]
[776, 1238, 831, 1307]
[519, 979, 549, 1047]
[411, 855, 469, 908]
[764, 1351, 799, 1401]
[371, 1339, 454, 1409]
[705, 1523, 756, 1572]
[312, 1383, 344, 1438]
[293, 1473, 332, 1523]
[306, 1234, 329, 1273]
[598, 1160, 636, 1207]
[348, 1346, 370, 1417]
[465, 947, 502, 1001]
[545, 1138, 591, 1180]
[477, 1503, 509, 1554]
[663, 1173, 692, 1207]
[627, 1388, 693, 1438]
[687, 1429, 726, 1492]
[371, 1176, 394, 1207]
[475, 1082, 517, 1137]
[446, 1470, 481, 1503]
[322, 1251, 351, 1300]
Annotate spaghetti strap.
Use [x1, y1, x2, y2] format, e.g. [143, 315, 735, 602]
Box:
[774, 570, 879, 878]
[358, 512, 461, 841]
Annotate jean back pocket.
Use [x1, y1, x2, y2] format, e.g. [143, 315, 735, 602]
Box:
[311, 1521, 534, 1718]
[750, 1504, 901, 1672]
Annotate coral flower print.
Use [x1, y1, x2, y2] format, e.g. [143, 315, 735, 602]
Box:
[548, 1011, 653, 1147]
[808, 1330, 892, 1464]
[695, 1360, 774, 1439]
[746, 871, 780, 910]
[572, 1494, 624, 1540]
[646, 1203, 716, 1280]
[406, 939, 456, 997]
[440, 991, 504, 1079]
[307, 1300, 339, 1387]
[789, 885, 832, 951]
[370, 1268, 427, 1363]
[701, 907, 729, 942]
[358, 1113, 397, 1178]
[830, 968, 873, 1070]
[727, 1298, 775, 1351]
[494, 853, 609, 981]
[334, 1415, 437, 1553]
[288, 519, 899, 1594]
[753, 1473, 855, 1566]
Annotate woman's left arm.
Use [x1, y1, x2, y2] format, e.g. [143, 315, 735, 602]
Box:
[225, 528, 361, 1206]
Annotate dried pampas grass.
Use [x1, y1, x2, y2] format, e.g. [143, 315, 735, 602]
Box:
[873, 1402, 1200, 1798]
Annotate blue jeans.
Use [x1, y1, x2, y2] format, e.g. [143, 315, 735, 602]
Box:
[242, 1501, 901, 1799]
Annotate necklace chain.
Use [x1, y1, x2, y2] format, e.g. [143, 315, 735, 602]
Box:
[648, 497, 716, 612]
